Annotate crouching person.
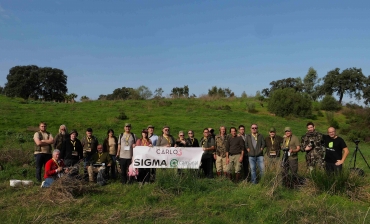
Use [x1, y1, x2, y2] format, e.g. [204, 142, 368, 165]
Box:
[41, 149, 68, 188]
[87, 144, 112, 185]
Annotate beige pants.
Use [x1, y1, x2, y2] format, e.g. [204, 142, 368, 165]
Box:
[216, 155, 228, 172]
[88, 166, 105, 182]
[228, 154, 242, 174]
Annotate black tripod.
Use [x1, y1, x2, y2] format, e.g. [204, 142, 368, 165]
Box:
[349, 140, 370, 171]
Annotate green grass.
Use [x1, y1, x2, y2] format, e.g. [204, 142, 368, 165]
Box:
[0, 95, 369, 223]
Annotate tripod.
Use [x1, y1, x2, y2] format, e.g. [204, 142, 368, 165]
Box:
[349, 140, 370, 170]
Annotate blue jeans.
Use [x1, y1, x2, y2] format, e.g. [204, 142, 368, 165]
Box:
[248, 156, 264, 184]
[42, 177, 55, 188]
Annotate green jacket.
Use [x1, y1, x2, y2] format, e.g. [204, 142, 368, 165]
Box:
[90, 152, 112, 166]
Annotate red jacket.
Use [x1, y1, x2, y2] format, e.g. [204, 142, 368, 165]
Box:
[44, 158, 65, 179]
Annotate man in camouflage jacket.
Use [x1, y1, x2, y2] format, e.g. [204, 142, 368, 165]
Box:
[301, 122, 325, 171]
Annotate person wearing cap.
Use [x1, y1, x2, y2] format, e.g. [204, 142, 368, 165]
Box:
[87, 144, 112, 185]
[282, 127, 301, 185]
[156, 126, 176, 147]
[264, 127, 284, 168]
[186, 130, 199, 147]
[60, 129, 83, 168]
[33, 122, 54, 182]
[147, 125, 158, 146]
[245, 124, 266, 184]
[81, 128, 99, 179]
[135, 129, 153, 184]
[215, 126, 228, 177]
[116, 123, 137, 184]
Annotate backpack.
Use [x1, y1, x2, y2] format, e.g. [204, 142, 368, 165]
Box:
[119, 132, 136, 145]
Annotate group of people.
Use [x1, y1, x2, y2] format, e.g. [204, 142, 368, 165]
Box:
[34, 121, 349, 187]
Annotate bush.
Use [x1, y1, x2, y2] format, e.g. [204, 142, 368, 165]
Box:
[117, 112, 128, 120]
[267, 88, 312, 117]
[246, 103, 257, 113]
[216, 105, 231, 111]
[320, 95, 341, 111]
[325, 111, 339, 129]
[317, 110, 324, 117]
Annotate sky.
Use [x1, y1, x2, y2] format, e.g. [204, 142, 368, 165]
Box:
[0, 0, 369, 101]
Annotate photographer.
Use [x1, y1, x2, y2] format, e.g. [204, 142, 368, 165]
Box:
[281, 127, 300, 184]
[41, 149, 68, 188]
[323, 127, 349, 174]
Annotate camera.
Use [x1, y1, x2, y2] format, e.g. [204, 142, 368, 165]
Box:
[282, 147, 289, 152]
[354, 139, 360, 144]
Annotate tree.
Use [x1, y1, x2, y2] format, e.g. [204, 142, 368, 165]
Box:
[362, 76, 370, 105]
[0, 86, 4, 95]
[170, 85, 189, 98]
[208, 86, 234, 98]
[318, 67, 365, 104]
[136, 85, 152, 100]
[154, 88, 164, 99]
[262, 77, 304, 97]
[268, 88, 312, 117]
[98, 94, 107, 100]
[3, 65, 68, 101]
[320, 95, 341, 111]
[241, 91, 247, 98]
[303, 67, 320, 101]
[105, 87, 140, 100]
[80, 95, 90, 101]
[69, 93, 78, 103]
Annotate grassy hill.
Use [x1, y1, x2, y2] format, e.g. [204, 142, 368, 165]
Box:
[0, 95, 369, 223]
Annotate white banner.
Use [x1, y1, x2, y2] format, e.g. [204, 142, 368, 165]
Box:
[133, 146, 204, 169]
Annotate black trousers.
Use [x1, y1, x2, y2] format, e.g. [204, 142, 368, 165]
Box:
[35, 153, 52, 182]
[201, 156, 214, 178]
[242, 155, 250, 180]
[138, 168, 150, 183]
[325, 162, 342, 174]
[119, 158, 131, 184]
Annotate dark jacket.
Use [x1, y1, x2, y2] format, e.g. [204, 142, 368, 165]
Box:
[90, 152, 112, 166]
[245, 133, 266, 157]
[226, 135, 244, 155]
[186, 138, 199, 147]
[60, 138, 83, 161]
[265, 135, 283, 157]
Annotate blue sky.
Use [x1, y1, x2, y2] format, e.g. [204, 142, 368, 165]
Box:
[0, 0, 369, 101]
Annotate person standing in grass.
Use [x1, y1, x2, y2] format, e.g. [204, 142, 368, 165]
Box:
[135, 129, 152, 184]
[186, 130, 199, 147]
[323, 127, 349, 174]
[245, 124, 266, 184]
[226, 127, 244, 182]
[147, 125, 158, 181]
[238, 125, 250, 180]
[199, 128, 215, 178]
[60, 129, 83, 168]
[116, 123, 137, 185]
[156, 126, 176, 147]
[281, 127, 301, 185]
[33, 122, 54, 182]
[103, 129, 118, 179]
[53, 124, 68, 150]
[176, 131, 189, 147]
[81, 128, 99, 178]
[264, 127, 283, 167]
[301, 122, 325, 171]
[41, 149, 67, 188]
[215, 126, 228, 177]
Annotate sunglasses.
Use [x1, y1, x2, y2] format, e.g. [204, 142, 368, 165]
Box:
[179, 134, 184, 136]
[251, 127, 258, 129]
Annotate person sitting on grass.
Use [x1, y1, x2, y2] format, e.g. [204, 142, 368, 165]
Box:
[87, 144, 112, 185]
[41, 149, 68, 188]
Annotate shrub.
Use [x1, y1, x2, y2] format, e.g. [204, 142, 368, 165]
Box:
[216, 105, 231, 111]
[320, 95, 341, 111]
[325, 111, 339, 129]
[117, 112, 128, 120]
[246, 103, 257, 113]
[267, 88, 312, 117]
[317, 110, 324, 117]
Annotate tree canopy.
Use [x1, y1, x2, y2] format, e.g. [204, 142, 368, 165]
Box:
[319, 67, 365, 104]
[262, 77, 303, 97]
[170, 85, 189, 98]
[208, 86, 234, 98]
[4, 65, 68, 101]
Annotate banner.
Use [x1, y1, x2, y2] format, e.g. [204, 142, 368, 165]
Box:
[133, 146, 204, 169]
